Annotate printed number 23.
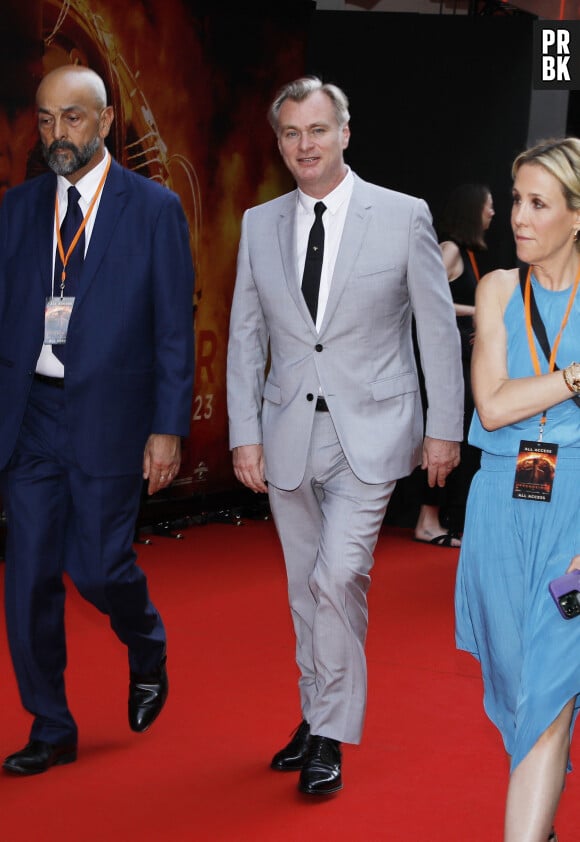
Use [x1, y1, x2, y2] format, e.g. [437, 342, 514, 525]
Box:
[193, 393, 213, 421]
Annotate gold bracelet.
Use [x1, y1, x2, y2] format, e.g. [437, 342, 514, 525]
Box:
[563, 368, 576, 392]
[563, 362, 580, 393]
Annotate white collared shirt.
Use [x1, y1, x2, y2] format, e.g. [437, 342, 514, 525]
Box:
[36, 149, 110, 375]
[296, 166, 354, 333]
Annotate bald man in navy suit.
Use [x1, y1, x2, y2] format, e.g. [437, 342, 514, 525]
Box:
[0, 65, 194, 775]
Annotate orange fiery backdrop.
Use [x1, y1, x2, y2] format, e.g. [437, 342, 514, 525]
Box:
[0, 0, 308, 497]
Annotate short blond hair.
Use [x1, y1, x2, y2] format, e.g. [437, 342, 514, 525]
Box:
[512, 137, 580, 212]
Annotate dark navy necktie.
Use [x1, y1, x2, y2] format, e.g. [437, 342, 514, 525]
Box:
[53, 185, 84, 362]
[54, 185, 85, 298]
[301, 201, 326, 323]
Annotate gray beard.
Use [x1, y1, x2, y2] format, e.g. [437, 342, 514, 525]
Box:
[43, 136, 101, 176]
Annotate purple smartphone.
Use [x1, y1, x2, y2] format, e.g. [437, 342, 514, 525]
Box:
[549, 570, 580, 619]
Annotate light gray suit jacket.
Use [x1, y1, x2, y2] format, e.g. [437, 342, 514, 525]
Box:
[227, 174, 463, 491]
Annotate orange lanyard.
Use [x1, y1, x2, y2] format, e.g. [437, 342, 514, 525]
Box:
[466, 249, 480, 282]
[54, 154, 112, 292]
[524, 264, 580, 430]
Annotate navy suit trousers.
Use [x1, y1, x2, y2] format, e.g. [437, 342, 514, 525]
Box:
[2, 378, 166, 745]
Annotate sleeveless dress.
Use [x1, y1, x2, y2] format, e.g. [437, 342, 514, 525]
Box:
[455, 275, 580, 773]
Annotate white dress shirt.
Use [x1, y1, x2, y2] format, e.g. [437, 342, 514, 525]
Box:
[296, 166, 354, 333]
[36, 149, 110, 376]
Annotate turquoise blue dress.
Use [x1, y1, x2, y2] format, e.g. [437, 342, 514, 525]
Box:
[455, 275, 580, 773]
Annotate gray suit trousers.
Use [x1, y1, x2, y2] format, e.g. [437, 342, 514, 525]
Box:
[267, 411, 395, 745]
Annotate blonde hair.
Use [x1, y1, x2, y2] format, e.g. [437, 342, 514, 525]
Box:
[512, 137, 580, 212]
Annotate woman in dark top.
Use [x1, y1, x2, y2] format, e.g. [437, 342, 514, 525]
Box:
[414, 183, 494, 546]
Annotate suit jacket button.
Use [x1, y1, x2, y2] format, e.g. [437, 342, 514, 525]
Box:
[315, 344, 323, 352]
[306, 393, 314, 401]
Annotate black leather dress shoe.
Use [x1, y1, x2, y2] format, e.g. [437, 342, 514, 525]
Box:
[3, 740, 77, 776]
[271, 720, 311, 771]
[298, 735, 342, 795]
[129, 655, 168, 732]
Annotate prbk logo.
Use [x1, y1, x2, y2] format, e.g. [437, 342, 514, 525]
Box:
[534, 22, 580, 89]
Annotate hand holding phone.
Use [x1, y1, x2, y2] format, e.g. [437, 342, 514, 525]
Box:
[549, 570, 580, 619]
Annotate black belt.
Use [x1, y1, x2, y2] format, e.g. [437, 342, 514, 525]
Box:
[315, 397, 329, 412]
[34, 372, 65, 388]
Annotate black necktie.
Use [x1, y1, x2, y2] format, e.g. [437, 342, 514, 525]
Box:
[53, 185, 85, 362]
[301, 201, 326, 323]
[54, 185, 85, 300]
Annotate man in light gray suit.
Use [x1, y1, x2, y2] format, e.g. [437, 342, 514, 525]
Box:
[227, 77, 463, 796]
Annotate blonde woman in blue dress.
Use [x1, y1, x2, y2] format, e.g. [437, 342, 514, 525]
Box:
[455, 137, 580, 842]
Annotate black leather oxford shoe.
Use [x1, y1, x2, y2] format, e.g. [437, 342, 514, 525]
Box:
[128, 655, 168, 733]
[298, 735, 342, 795]
[271, 720, 311, 771]
[3, 740, 77, 776]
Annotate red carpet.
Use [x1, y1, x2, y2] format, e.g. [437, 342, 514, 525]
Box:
[0, 521, 578, 840]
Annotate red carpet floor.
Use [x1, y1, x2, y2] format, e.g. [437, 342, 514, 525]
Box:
[0, 520, 578, 841]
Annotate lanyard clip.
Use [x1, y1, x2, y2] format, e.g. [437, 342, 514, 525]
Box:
[538, 414, 547, 442]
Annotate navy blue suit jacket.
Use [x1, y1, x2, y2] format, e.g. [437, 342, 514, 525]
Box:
[0, 158, 195, 476]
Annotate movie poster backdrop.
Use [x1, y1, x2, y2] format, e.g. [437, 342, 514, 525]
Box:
[0, 0, 309, 503]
